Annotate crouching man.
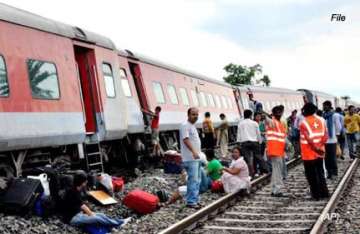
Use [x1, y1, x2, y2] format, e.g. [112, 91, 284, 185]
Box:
[61, 172, 131, 228]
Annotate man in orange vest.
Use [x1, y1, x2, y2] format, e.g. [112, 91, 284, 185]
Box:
[266, 106, 287, 197]
[299, 103, 329, 200]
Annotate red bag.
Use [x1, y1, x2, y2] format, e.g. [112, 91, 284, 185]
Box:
[211, 180, 224, 193]
[123, 189, 159, 214]
[112, 177, 124, 192]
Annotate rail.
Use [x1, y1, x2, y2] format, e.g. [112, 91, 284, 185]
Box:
[158, 156, 301, 234]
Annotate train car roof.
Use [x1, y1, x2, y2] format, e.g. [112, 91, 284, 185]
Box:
[237, 85, 301, 95]
[118, 49, 233, 89]
[298, 89, 336, 98]
[0, 3, 116, 50]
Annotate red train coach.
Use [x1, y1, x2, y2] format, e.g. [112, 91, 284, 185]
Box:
[117, 50, 241, 147]
[0, 3, 128, 176]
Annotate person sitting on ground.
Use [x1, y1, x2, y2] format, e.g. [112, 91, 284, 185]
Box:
[206, 149, 223, 182]
[61, 172, 131, 229]
[221, 147, 251, 193]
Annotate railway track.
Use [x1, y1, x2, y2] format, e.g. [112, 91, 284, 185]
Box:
[159, 154, 359, 234]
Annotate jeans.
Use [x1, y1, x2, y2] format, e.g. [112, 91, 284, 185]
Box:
[70, 212, 124, 227]
[325, 143, 338, 177]
[183, 160, 201, 205]
[270, 157, 284, 194]
[199, 167, 211, 193]
[347, 133, 357, 159]
[303, 158, 329, 199]
[240, 141, 268, 176]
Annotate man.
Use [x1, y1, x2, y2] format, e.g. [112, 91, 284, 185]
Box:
[335, 107, 346, 159]
[237, 109, 268, 177]
[278, 105, 288, 180]
[323, 101, 342, 179]
[344, 105, 360, 159]
[180, 107, 202, 208]
[143, 106, 162, 156]
[266, 106, 287, 196]
[202, 112, 215, 150]
[61, 172, 130, 228]
[248, 93, 263, 113]
[216, 113, 229, 158]
[300, 103, 329, 200]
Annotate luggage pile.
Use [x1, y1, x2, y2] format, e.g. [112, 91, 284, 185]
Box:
[163, 150, 183, 174]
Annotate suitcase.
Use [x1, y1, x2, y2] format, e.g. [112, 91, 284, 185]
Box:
[123, 189, 159, 214]
[112, 177, 124, 192]
[164, 152, 183, 174]
[1, 178, 43, 215]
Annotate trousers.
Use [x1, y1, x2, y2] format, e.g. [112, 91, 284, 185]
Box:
[303, 158, 329, 199]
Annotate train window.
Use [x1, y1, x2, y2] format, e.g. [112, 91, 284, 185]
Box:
[0, 55, 9, 97]
[198, 92, 207, 107]
[190, 90, 199, 106]
[102, 63, 115, 98]
[167, 84, 179, 104]
[152, 82, 165, 104]
[119, 68, 132, 97]
[179, 88, 190, 106]
[27, 59, 60, 99]
[226, 97, 233, 109]
[207, 94, 215, 107]
[221, 96, 228, 109]
[214, 95, 222, 108]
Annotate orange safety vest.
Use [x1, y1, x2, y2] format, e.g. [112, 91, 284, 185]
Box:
[300, 115, 326, 161]
[266, 118, 286, 157]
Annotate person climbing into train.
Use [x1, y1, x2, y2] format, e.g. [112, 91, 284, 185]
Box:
[248, 92, 263, 113]
[61, 172, 131, 229]
[142, 106, 162, 157]
[202, 112, 216, 150]
[215, 113, 229, 159]
[180, 107, 202, 209]
[237, 109, 268, 178]
[322, 101, 342, 180]
[299, 103, 329, 200]
[265, 106, 287, 197]
[221, 147, 251, 193]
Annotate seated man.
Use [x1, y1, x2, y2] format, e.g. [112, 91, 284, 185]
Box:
[61, 172, 131, 228]
[206, 149, 223, 181]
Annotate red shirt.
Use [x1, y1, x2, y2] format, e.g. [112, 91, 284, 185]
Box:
[151, 114, 160, 129]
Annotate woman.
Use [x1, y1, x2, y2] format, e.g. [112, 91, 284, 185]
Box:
[221, 147, 251, 193]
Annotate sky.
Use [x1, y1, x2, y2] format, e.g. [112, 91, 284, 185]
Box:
[1, 0, 359, 102]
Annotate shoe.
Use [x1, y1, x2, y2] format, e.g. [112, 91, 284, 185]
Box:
[186, 204, 202, 209]
[120, 217, 132, 227]
[340, 156, 345, 160]
[271, 192, 284, 197]
[254, 173, 259, 177]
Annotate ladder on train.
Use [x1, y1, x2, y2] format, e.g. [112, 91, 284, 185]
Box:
[80, 142, 104, 173]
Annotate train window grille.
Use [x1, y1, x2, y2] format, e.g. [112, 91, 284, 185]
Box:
[179, 88, 190, 106]
[190, 90, 199, 107]
[152, 82, 165, 104]
[102, 63, 116, 98]
[167, 84, 179, 104]
[226, 96, 233, 109]
[221, 96, 228, 109]
[119, 68, 132, 97]
[214, 95, 222, 108]
[27, 59, 60, 100]
[0, 55, 9, 97]
[207, 93, 215, 107]
[198, 92, 207, 107]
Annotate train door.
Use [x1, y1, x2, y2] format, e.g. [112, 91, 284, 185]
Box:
[128, 62, 149, 111]
[74, 46, 98, 133]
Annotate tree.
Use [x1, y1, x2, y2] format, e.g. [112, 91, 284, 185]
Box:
[223, 63, 271, 87]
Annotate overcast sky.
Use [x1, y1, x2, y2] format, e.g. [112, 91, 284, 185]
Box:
[2, 0, 359, 102]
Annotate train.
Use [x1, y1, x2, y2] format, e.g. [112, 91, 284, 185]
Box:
[0, 3, 357, 177]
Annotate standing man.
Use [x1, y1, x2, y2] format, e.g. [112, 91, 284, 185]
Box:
[335, 107, 346, 159]
[180, 107, 202, 208]
[323, 101, 342, 179]
[202, 112, 216, 150]
[300, 103, 329, 200]
[237, 109, 268, 177]
[344, 105, 360, 159]
[216, 113, 229, 159]
[266, 106, 287, 196]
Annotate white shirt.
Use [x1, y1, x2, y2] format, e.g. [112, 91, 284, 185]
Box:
[237, 118, 262, 143]
[325, 112, 342, 144]
[180, 121, 201, 162]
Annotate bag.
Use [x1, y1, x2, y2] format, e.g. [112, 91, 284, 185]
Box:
[98, 173, 114, 195]
[164, 152, 183, 174]
[1, 178, 43, 215]
[27, 173, 50, 196]
[211, 180, 224, 193]
[336, 144, 342, 157]
[123, 189, 159, 214]
[112, 177, 124, 192]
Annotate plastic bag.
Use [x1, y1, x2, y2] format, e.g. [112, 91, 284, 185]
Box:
[97, 173, 114, 195]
